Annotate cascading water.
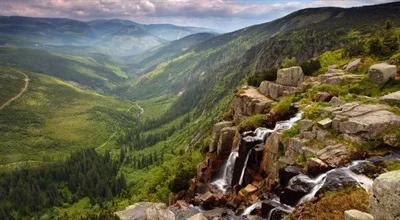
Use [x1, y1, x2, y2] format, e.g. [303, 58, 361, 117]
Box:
[211, 151, 238, 192]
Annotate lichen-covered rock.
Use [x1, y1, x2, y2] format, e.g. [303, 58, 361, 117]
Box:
[370, 170, 400, 220]
[276, 66, 304, 86]
[116, 202, 175, 220]
[318, 118, 332, 129]
[259, 81, 297, 100]
[344, 210, 374, 220]
[345, 58, 362, 72]
[319, 72, 363, 84]
[285, 138, 308, 163]
[187, 213, 207, 220]
[329, 96, 343, 107]
[313, 91, 332, 102]
[232, 86, 274, 121]
[307, 157, 329, 175]
[209, 121, 234, 152]
[368, 63, 397, 85]
[380, 91, 400, 104]
[299, 119, 314, 133]
[217, 126, 237, 156]
[316, 144, 350, 168]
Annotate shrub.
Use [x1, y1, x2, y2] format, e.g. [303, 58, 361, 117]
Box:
[239, 114, 266, 131]
[349, 79, 381, 97]
[281, 57, 297, 68]
[247, 68, 277, 86]
[368, 38, 384, 56]
[271, 96, 293, 116]
[382, 34, 399, 55]
[389, 52, 400, 65]
[344, 41, 366, 57]
[300, 59, 321, 75]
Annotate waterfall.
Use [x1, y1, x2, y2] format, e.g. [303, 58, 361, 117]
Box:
[238, 149, 252, 185]
[242, 201, 262, 216]
[211, 151, 238, 192]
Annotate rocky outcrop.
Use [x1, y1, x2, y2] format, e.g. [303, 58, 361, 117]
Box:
[380, 91, 400, 104]
[368, 63, 397, 85]
[323, 103, 400, 139]
[217, 126, 237, 156]
[276, 66, 304, 86]
[319, 71, 363, 84]
[260, 132, 280, 173]
[209, 121, 234, 153]
[259, 81, 297, 100]
[345, 58, 362, 72]
[285, 137, 309, 163]
[116, 202, 175, 220]
[344, 210, 374, 220]
[232, 86, 274, 121]
[370, 170, 400, 220]
[315, 144, 350, 168]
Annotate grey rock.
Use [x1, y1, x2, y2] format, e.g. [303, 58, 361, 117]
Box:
[232, 86, 274, 121]
[380, 91, 400, 104]
[299, 119, 314, 133]
[345, 58, 362, 72]
[259, 81, 297, 100]
[261, 132, 280, 173]
[116, 202, 175, 220]
[313, 91, 332, 102]
[276, 66, 304, 86]
[318, 118, 332, 129]
[344, 210, 374, 220]
[368, 63, 397, 85]
[307, 157, 329, 175]
[186, 213, 207, 220]
[209, 121, 234, 153]
[329, 96, 343, 107]
[383, 134, 400, 148]
[285, 138, 308, 163]
[370, 170, 400, 220]
[316, 144, 350, 167]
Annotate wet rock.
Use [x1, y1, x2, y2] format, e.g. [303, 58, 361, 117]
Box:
[187, 213, 207, 220]
[217, 126, 237, 156]
[318, 169, 358, 195]
[307, 157, 329, 175]
[318, 118, 332, 129]
[281, 174, 315, 206]
[380, 91, 400, 104]
[368, 63, 397, 85]
[259, 81, 297, 100]
[276, 66, 304, 87]
[260, 132, 280, 173]
[316, 144, 350, 168]
[370, 170, 400, 220]
[345, 58, 362, 72]
[116, 202, 175, 220]
[313, 92, 332, 102]
[329, 96, 343, 107]
[344, 210, 374, 220]
[209, 121, 234, 153]
[232, 86, 274, 121]
[279, 166, 304, 186]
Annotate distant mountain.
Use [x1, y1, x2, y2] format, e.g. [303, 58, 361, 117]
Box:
[0, 16, 215, 56]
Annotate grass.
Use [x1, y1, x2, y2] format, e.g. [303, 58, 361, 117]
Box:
[0, 67, 26, 105]
[0, 67, 137, 167]
[239, 114, 266, 131]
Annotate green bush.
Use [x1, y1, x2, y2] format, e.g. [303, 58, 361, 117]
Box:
[271, 96, 293, 116]
[247, 68, 277, 86]
[239, 114, 266, 131]
[281, 57, 297, 68]
[344, 41, 366, 57]
[389, 52, 400, 65]
[300, 59, 321, 75]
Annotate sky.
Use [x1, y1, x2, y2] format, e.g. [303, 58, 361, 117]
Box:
[0, 0, 397, 32]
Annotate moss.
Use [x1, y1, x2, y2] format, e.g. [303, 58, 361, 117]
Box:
[281, 124, 300, 141]
[271, 96, 293, 116]
[239, 114, 266, 131]
[287, 186, 369, 220]
[348, 78, 381, 97]
[383, 161, 400, 171]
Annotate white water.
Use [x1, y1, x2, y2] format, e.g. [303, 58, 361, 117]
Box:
[298, 160, 373, 204]
[211, 151, 239, 192]
[238, 149, 252, 185]
[242, 201, 262, 216]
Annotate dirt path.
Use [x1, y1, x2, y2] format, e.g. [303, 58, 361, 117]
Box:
[0, 71, 30, 110]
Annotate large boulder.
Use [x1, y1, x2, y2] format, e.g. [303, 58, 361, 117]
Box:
[370, 170, 400, 220]
[316, 144, 350, 168]
[284, 138, 308, 163]
[276, 66, 304, 86]
[345, 58, 362, 72]
[259, 81, 297, 100]
[380, 91, 400, 104]
[344, 210, 374, 220]
[260, 132, 281, 173]
[116, 202, 175, 220]
[217, 126, 237, 156]
[232, 86, 274, 121]
[368, 63, 397, 85]
[323, 103, 400, 139]
[209, 121, 234, 153]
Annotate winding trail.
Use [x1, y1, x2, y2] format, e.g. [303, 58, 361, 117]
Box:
[0, 71, 30, 110]
[98, 102, 144, 149]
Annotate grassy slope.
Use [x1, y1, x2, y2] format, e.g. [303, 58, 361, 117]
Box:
[0, 67, 25, 105]
[0, 67, 137, 168]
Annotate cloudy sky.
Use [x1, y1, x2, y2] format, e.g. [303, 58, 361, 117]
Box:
[0, 0, 396, 31]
